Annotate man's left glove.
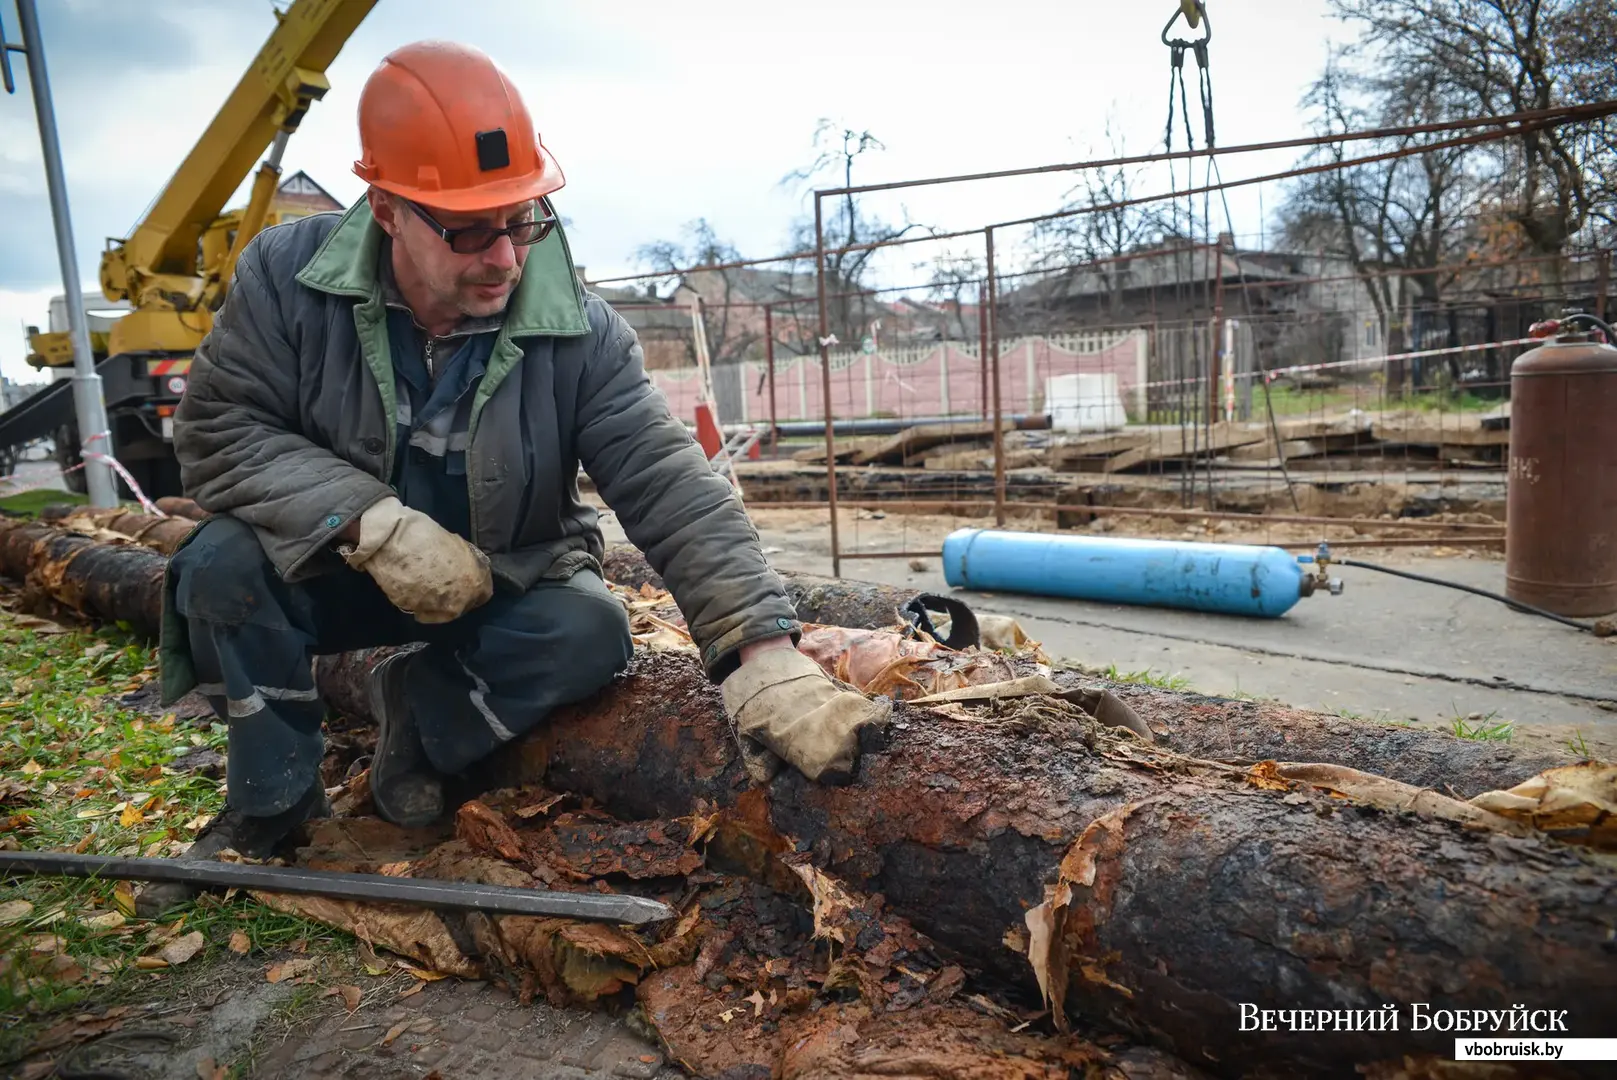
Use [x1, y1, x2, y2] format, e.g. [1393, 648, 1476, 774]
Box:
[341, 496, 493, 623]
[720, 648, 891, 785]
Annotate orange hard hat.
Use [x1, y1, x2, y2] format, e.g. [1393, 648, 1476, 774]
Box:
[352, 40, 564, 213]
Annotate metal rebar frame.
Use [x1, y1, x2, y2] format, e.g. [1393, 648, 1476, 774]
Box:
[587, 100, 1617, 288]
[803, 103, 1615, 576]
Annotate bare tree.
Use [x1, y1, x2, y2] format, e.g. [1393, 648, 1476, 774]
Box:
[1028, 122, 1170, 325]
[635, 219, 759, 367]
[1323, 0, 1617, 257]
[778, 120, 931, 353]
[1280, 59, 1486, 363]
[922, 253, 985, 342]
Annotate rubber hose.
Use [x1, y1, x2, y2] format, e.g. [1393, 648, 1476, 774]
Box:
[1336, 556, 1595, 634]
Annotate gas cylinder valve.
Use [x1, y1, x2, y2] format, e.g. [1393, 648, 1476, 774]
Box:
[1296, 543, 1345, 599]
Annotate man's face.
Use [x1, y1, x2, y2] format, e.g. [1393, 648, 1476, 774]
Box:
[372, 191, 537, 321]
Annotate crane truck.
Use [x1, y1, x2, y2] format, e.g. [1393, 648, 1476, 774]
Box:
[0, 0, 377, 497]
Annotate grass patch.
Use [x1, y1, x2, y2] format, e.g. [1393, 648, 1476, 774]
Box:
[0, 489, 86, 519]
[1565, 730, 1591, 758]
[1098, 664, 1194, 692]
[1449, 709, 1514, 742]
[0, 610, 341, 1066]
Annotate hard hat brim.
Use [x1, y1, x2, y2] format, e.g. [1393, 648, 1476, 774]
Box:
[361, 142, 566, 214]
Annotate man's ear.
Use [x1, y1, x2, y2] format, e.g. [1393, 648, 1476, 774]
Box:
[368, 188, 401, 238]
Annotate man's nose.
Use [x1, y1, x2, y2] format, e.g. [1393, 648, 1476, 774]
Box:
[480, 235, 517, 271]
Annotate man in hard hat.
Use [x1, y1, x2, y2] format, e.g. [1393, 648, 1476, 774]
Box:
[139, 40, 886, 914]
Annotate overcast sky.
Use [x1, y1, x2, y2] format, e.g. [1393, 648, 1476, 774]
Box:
[0, 0, 1348, 380]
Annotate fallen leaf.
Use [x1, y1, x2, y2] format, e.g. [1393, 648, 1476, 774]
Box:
[119, 803, 145, 828]
[82, 911, 126, 932]
[355, 939, 388, 977]
[195, 1058, 226, 1080]
[397, 981, 425, 1000]
[134, 956, 170, 970]
[380, 1017, 433, 1046]
[397, 962, 447, 981]
[339, 984, 362, 1012]
[112, 881, 136, 917]
[20, 759, 43, 776]
[376, 861, 411, 878]
[747, 990, 767, 1017]
[266, 957, 317, 983]
[0, 899, 32, 924]
[28, 933, 65, 953]
[157, 931, 204, 966]
[512, 793, 565, 819]
[228, 930, 251, 955]
[718, 1008, 737, 1023]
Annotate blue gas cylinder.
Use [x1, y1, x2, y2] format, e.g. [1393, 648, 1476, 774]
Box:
[941, 528, 1316, 618]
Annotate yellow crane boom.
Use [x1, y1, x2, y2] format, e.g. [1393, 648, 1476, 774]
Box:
[99, 0, 376, 355]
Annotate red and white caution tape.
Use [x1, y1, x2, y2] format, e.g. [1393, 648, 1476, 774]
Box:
[0, 433, 167, 518]
[81, 432, 167, 517]
[1137, 336, 1538, 393]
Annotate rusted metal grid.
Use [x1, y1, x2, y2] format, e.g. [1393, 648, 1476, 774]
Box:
[582, 102, 1616, 576]
[800, 103, 1613, 574]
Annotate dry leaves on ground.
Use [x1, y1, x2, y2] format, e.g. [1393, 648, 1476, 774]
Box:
[156, 931, 205, 966]
[266, 957, 318, 983]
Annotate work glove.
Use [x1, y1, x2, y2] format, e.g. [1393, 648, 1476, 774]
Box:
[720, 647, 891, 785]
[341, 496, 493, 624]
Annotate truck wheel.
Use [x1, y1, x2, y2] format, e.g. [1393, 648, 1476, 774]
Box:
[54, 424, 88, 495]
[0, 446, 16, 478]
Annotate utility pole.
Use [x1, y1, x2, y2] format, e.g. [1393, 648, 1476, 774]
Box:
[3, 0, 119, 507]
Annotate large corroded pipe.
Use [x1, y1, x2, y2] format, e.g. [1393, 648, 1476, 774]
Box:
[315, 647, 1615, 1078]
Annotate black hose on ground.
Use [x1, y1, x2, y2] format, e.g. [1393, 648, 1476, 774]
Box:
[1336, 556, 1597, 634]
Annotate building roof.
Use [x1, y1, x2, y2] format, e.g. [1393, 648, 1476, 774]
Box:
[273, 171, 344, 214]
[1001, 242, 1307, 308]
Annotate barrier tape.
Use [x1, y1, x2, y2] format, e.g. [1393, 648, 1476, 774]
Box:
[1138, 336, 1539, 393]
[0, 432, 167, 518]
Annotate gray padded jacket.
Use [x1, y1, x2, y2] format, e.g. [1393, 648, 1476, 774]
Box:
[159, 201, 798, 702]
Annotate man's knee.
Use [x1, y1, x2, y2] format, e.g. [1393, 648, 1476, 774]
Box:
[549, 572, 634, 687]
[491, 570, 632, 692]
[171, 516, 275, 626]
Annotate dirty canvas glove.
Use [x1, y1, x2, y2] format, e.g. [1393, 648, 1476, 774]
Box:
[341, 496, 493, 623]
[720, 648, 891, 785]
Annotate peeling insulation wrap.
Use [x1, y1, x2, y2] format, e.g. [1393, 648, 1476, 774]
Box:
[461, 651, 1616, 1077]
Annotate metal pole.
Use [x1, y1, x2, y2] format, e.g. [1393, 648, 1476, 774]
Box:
[1595, 249, 1610, 323]
[978, 276, 990, 420]
[1210, 246, 1225, 423]
[11, 0, 117, 508]
[764, 303, 779, 457]
[815, 195, 841, 578]
[985, 227, 1005, 528]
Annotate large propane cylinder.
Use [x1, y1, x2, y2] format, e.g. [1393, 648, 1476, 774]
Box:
[940, 529, 1335, 618]
[1506, 325, 1617, 616]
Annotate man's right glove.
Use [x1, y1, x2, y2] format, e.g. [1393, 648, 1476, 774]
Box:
[720, 647, 891, 785]
[341, 496, 493, 624]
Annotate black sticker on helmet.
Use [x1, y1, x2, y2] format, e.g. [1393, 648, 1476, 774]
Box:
[475, 128, 510, 172]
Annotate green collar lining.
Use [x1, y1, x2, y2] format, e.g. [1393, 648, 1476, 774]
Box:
[294, 200, 590, 338]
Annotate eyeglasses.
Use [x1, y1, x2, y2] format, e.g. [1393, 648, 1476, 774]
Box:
[403, 197, 557, 254]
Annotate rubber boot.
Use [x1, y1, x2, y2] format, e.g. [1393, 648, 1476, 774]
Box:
[133, 778, 331, 918]
[369, 649, 445, 827]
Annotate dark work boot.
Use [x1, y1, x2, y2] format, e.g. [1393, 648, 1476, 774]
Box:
[369, 649, 444, 828]
[133, 779, 331, 918]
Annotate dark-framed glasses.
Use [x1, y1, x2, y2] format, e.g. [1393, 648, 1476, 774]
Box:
[404, 197, 557, 254]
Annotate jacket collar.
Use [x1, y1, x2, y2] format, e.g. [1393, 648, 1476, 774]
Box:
[294, 200, 590, 338]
